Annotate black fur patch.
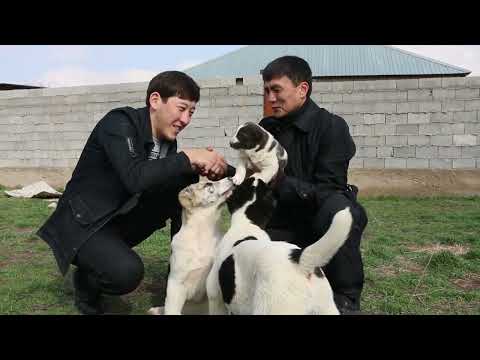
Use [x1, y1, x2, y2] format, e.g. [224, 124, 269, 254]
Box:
[219, 255, 236, 304]
[231, 122, 268, 151]
[314, 266, 325, 278]
[244, 179, 277, 229]
[226, 177, 255, 214]
[289, 248, 304, 264]
[233, 236, 257, 247]
[268, 139, 277, 152]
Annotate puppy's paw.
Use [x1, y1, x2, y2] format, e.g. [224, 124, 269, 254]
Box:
[231, 175, 244, 186]
[147, 306, 165, 315]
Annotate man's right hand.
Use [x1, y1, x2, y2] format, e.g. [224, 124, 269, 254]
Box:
[182, 148, 227, 179]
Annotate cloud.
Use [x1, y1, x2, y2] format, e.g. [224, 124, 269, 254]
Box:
[36, 66, 159, 87]
[45, 46, 92, 64]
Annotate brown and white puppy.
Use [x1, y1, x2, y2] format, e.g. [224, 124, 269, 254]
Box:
[230, 122, 287, 186]
[148, 176, 235, 315]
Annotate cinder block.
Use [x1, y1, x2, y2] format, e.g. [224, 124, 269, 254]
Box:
[465, 100, 480, 111]
[364, 136, 385, 146]
[386, 114, 408, 125]
[397, 102, 421, 113]
[431, 136, 453, 146]
[311, 82, 332, 93]
[408, 135, 430, 145]
[197, 79, 235, 88]
[356, 146, 377, 157]
[364, 114, 386, 124]
[415, 146, 438, 159]
[353, 125, 374, 136]
[396, 124, 419, 135]
[386, 135, 408, 145]
[377, 146, 393, 158]
[246, 85, 264, 95]
[349, 158, 364, 169]
[454, 111, 478, 123]
[407, 159, 429, 169]
[354, 103, 396, 114]
[374, 124, 395, 136]
[429, 159, 452, 169]
[442, 77, 467, 88]
[465, 123, 480, 134]
[190, 118, 220, 128]
[352, 136, 365, 146]
[214, 137, 231, 148]
[466, 77, 480, 88]
[219, 117, 239, 128]
[181, 127, 225, 138]
[342, 114, 364, 125]
[430, 112, 454, 123]
[364, 158, 385, 169]
[433, 89, 456, 100]
[419, 78, 442, 89]
[354, 80, 396, 91]
[461, 146, 480, 158]
[228, 86, 248, 96]
[209, 88, 229, 96]
[239, 117, 261, 125]
[408, 113, 431, 124]
[453, 159, 476, 168]
[419, 124, 442, 135]
[212, 96, 233, 107]
[242, 76, 263, 85]
[320, 94, 343, 103]
[453, 135, 477, 146]
[385, 158, 407, 168]
[418, 102, 442, 112]
[455, 88, 480, 99]
[332, 103, 354, 114]
[407, 89, 433, 101]
[442, 100, 465, 112]
[394, 146, 415, 158]
[331, 81, 354, 93]
[396, 79, 419, 90]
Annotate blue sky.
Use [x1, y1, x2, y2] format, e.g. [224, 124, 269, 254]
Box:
[1, 45, 479, 88]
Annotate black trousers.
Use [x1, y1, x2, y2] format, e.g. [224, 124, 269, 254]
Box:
[266, 191, 368, 310]
[72, 189, 181, 296]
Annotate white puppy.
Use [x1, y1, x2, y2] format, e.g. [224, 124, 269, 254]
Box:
[148, 176, 235, 315]
[230, 122, 287, 186]
[206, 177, 353, 315]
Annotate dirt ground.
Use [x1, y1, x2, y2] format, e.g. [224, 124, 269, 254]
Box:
[0, 167, 480, 197]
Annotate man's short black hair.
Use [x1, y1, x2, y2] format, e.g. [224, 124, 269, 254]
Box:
[146, 71, 200, 107]
[262, 56, 313, 98]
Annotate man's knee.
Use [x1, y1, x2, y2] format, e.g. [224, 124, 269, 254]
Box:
[106, 254, 145, 295]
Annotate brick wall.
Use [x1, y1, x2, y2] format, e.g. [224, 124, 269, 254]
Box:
[0, 76, 479, 169]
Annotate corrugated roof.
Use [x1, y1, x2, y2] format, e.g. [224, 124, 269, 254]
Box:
[185, 45, 471, 79]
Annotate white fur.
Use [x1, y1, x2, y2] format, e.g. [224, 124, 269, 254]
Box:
[148, 177, 234, 315]
[206, 179, 353, 315]
[230, 122, 287, 186]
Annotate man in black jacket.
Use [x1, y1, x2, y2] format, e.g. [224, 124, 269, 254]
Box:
[37, 71, 228, 315]
[259, 56, 368, 314]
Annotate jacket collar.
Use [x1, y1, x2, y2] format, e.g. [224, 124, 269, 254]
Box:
[270, 98, 318, 134]
[289, 98, 317, 133]
[138, 107, 154, 147]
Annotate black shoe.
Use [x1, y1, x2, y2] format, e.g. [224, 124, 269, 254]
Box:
[73, 269, 104, 315]
[334, 293, 361, 315]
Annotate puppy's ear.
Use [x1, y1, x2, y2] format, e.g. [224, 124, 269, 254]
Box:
[179, 186, 196, 209]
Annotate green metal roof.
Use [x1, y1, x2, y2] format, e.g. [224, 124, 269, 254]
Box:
[185, 45, 470, 79]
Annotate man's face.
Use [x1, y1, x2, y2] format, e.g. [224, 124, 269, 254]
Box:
[150, 94, 196, 141]
[264, 75, 309, 118]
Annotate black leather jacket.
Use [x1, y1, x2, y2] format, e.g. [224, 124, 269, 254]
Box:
[37, 106, 198, 275]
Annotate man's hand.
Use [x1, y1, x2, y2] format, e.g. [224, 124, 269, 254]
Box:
[182, 147, 227, 180]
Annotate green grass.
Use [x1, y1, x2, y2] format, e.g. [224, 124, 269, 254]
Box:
[0, 183, 479, 315]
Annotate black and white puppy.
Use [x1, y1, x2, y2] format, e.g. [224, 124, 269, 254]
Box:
[206, 177, 353, 315]
[230, 122, 287, 186]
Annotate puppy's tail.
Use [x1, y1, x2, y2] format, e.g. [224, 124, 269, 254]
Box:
[291, 207, 353, 275]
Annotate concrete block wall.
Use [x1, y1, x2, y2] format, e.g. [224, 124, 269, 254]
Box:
[0, 76, 479, 169]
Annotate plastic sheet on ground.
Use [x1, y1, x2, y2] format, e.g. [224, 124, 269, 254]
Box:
[4, 181, 62, 199]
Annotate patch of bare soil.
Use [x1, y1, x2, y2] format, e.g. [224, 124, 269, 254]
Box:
[406, 243, 470, 256]
[451, 273, 480, 291]
[374, 256, 423, 277]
